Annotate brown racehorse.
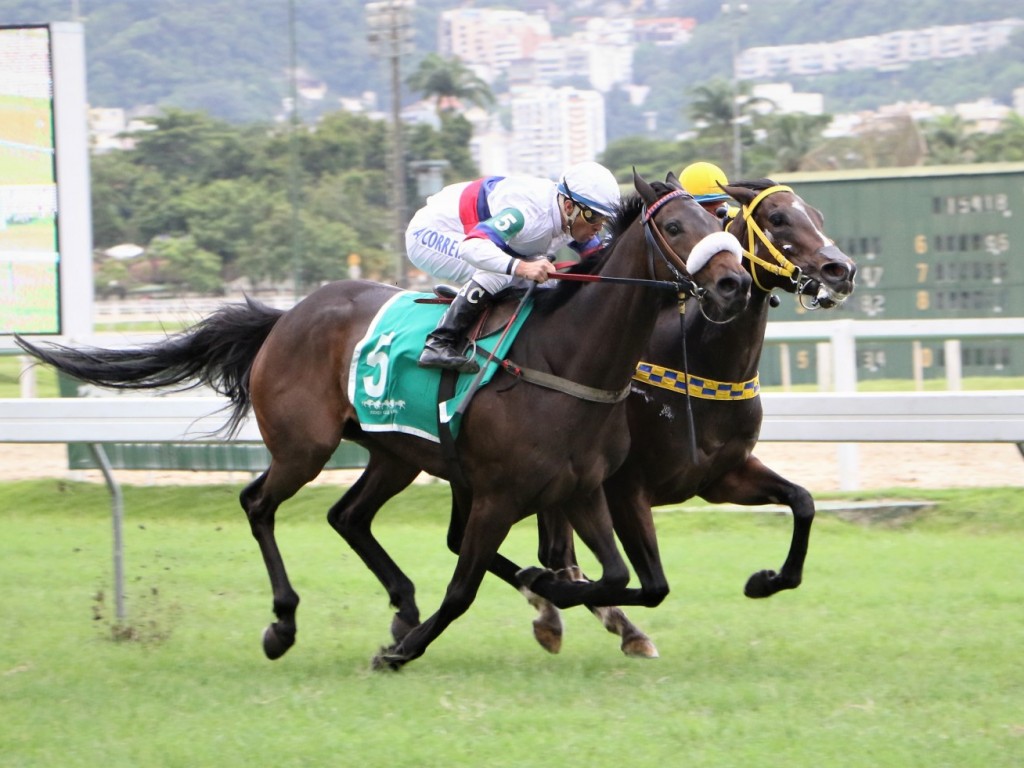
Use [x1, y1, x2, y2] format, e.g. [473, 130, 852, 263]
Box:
[519, 179, 858, 656]
[16, 171, 751, 670]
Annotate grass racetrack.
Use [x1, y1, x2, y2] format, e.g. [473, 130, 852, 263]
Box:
[1, 480, 1022, 767]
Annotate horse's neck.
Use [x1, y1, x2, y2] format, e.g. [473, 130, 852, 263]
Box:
[531, 228, 665, 391]
[651, 289, 771, 382]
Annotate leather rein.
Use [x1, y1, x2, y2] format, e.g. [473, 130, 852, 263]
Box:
[502, 187, 708, 404]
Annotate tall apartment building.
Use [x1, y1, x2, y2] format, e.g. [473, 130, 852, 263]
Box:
[438, 8, 552, 83]
[508, 86, 606, 179]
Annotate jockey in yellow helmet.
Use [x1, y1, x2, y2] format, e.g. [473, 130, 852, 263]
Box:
[680, 161, 734, 220]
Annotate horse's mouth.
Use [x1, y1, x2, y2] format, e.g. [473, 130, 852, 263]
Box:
[801, 279, 853, 309]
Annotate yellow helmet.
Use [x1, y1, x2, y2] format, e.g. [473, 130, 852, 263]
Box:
[680, 161, 730, 204]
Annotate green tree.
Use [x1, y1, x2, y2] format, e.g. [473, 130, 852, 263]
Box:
[752, 112, 833, 173]
[127, 108, 244, 183]
[181, 179, 278, 277]
[975, 113, 1024, 163]
[922, 114, 979, 165]
[600, 136, 693, 182]
[687, 79, 772, 177]
[145, 234, 223, 294]
[406, 53, 494, 114]
[90, 151, 189, 248]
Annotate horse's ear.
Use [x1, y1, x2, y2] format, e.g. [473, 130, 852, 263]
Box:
[665, 170, 682, 189]
[633, 166, 657, 205]
[722, 183, 757, 206]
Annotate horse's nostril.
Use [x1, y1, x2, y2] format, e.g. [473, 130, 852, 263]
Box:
[718, 276, 741, 296]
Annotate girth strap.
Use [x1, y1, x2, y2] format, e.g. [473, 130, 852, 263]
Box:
[501, 360, 632, 403]
[633, 362, 760, 400]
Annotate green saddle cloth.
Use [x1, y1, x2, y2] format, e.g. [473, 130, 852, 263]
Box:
[348, 291, 533, 441]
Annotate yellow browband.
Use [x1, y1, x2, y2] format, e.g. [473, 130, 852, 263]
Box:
[727, 184, 799, 293]
[633, 362, 760, 400]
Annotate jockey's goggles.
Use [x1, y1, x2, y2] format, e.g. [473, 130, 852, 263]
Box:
[574, 203, 608, 226]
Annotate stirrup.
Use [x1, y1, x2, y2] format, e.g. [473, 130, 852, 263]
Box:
[418, 346, 480, 374]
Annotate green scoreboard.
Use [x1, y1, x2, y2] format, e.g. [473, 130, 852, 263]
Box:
[758, 163, 1024, 384]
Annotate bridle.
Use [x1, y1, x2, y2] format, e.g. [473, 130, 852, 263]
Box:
[640, 188, 703, 303]
[728, 184, 848, 310]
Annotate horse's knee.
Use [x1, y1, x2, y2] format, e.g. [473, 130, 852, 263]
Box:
[643, 583, 669, 608]
[326, 505, 351, 536]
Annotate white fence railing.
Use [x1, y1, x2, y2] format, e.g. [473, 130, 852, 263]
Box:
[3, 393, 1023, 445]
[4, 390, 1022, 622]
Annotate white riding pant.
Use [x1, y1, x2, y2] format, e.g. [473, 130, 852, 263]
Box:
[406, 208, 530, 295]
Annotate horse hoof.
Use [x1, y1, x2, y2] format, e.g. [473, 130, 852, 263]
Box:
[744, 569, 779, 599]
[371, 646, 407, 671]
[621, 636, 659, 659]
[532, 620, 563, 654]
[262, 623, 296, 660]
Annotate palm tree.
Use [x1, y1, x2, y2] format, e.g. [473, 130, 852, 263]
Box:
[688, 79, 735, 135]
[406, 53, 494, 115]
[758, 112, 833, 172]
[688, 78, 773, 177]
[922, 114, 979, 165]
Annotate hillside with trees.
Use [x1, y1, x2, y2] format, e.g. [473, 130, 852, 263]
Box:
[5, 0, 1022, 298]
[1, 0, 1020, 132]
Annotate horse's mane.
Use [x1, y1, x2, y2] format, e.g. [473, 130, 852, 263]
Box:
[532, 181, 678, 316]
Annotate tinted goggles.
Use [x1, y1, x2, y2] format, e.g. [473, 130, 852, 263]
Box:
[576, 203, 608, 225]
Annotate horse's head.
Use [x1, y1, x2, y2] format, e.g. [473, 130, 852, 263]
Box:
[633, 169, 750, 321]
[723, 181, 857, 309]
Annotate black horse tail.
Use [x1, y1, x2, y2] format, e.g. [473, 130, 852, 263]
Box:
[15, 296, 284, 436]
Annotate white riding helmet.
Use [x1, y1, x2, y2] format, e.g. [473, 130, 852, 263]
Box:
[557, 161, 621, 218]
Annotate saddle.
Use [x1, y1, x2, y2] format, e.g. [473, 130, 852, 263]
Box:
[429, 284, 522, 341]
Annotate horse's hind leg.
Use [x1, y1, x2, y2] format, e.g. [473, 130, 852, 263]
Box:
[241, 450, 332, 660]
[327, 453, 422, 643]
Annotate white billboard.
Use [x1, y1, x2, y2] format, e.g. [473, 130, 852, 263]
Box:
[0, 22, 92, 343]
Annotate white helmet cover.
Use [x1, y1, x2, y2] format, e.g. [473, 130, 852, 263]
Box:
[557, 161, 621, 217]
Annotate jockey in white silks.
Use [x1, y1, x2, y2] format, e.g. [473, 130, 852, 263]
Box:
[406, 161, 622, 373]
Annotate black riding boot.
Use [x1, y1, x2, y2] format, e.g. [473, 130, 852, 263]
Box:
[418, 281, 491, 374]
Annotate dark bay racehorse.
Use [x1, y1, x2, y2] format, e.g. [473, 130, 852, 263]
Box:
[17, 171, 751, 670]
[518, 180, 858, 656]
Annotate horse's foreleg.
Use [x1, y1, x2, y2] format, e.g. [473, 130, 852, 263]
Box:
[328, 454, 423, 642]
[447, 487, 565, 653]
[532, 509, 657, 657]
[519, 491, 637, 609]
[604, 479, 670, 610]
[373, 499, 517, 671]
[699, 454, 815, 598]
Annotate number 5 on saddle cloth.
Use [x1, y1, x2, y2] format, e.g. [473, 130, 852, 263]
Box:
[348, 291, 533, 441]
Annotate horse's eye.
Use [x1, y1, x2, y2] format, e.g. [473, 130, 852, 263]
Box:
[768, 212, 787, 227]
[665, 222, 681, 236]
